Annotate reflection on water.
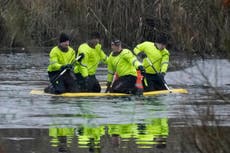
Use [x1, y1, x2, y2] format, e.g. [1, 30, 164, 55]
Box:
[49, 118, 168, 151]
[0, 52, 230, 153]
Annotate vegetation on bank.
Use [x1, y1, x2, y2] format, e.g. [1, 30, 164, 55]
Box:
[0, 0, 229, 58]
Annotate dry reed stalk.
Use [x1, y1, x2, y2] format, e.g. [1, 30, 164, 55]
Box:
[0, 0, 229, 57]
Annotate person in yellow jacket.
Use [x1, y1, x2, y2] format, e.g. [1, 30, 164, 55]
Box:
[74, 32, 107, 92]
[133, 34, 170, 91]
[44, 33, 80, 94]
[105, 39, 145, 94]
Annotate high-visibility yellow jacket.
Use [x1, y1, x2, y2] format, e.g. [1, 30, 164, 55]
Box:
[107, 49, 142, 82]
[47, 46, 76, 72]
[134, 42, 169, 74]
[74, 43, 107, 77]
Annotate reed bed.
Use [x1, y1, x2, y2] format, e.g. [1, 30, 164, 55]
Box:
[0, 0, 229, 57]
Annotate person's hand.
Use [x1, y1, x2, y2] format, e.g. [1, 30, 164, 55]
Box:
[137, 52, 147, 59]
[158, 72, 166, 79]
[77, 53, 84, 62]
[137, 65, 146, 76]
[61, 64, 73, 71]
[160, 72, 165, 76]
[66, 64, 73, 69]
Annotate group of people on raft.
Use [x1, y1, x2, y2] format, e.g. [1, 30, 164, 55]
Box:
[44, 32, 170, 95]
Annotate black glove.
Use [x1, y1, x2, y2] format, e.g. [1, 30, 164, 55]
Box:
[137, 65, 146, 76]
[137, 52, 147, 59]
[160, 72, 166, 76]
[61, 64, 73, 71]
[78, 53, 84, 62]
[158, 72, 166, 80]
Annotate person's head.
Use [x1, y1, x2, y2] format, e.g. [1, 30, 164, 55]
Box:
[88, 32, 101, 48]
[111, 39, 122, 52]
[59, 33, 70, 48]
[155, 34, 168, 50]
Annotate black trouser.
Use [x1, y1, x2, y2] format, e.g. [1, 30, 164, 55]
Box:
[75, 73, 101, 92]
[47, 70, 80, 94]
[111, 75, 137, 94]
[143, 73, 167, 91]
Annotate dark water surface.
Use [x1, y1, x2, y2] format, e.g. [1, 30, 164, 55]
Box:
[0, 53, 229, 153]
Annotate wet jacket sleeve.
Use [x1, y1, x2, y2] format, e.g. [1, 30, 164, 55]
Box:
[160, 49, 170, 73]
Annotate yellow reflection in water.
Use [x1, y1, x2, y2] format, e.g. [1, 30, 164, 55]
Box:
[49, 118, 168, 150]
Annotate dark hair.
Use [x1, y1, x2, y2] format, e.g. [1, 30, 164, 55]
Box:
[155, 34, 168, 45]
[90, 32, 100, 39]
[111, 39, 121, 46]
[59, 33, 69, 43]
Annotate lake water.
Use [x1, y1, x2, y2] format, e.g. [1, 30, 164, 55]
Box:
[0, 52, 229, 153]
